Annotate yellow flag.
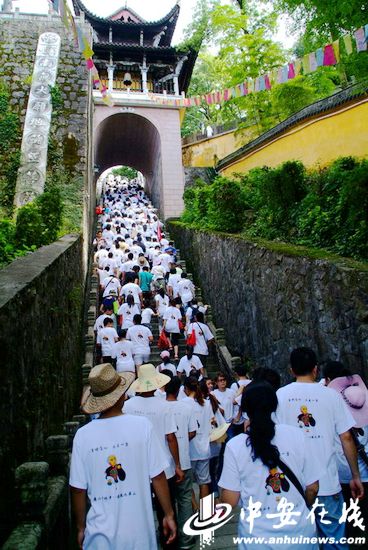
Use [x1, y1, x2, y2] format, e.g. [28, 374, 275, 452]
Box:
[332, 39, 340, 62]
[302, 54, 310, 73]
[294, 59, 302, 76]
[82, 36, 94, 60]
[343, 34, 353, 55]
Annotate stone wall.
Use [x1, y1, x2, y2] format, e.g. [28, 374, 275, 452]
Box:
[169, 223, 368, 380]
[0, 13, 95, 267]
[0, 235, 85, 542]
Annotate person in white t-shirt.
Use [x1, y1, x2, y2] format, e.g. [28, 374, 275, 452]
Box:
[219, 381, 319, 550]
[156, 350, 177, 376]
[158, 251, 172, 274]
[324, 361, 368, 544]
[163, 299, 182, 360]
[187, 312, 214, 367]
[182, 375, 214, 500]
[165, 376, 197, 548]
[141, 300, 156, 328]
[177, 272, 195, 307]
[117, 294, 140, 329]
[111, 329, 135, 374]
[120, 281, 143, 308]
[71, 363, 176, 549]
[177, 345, 204, 379]
[124, 364, 184, 548]
[96, 318, 119, 363]
[212, 372, 236, 424]
[126, 314, 153, 367]
[154, 289, 169, 331]
[94, 307, 116, 334]
[276, 347, 363, 547]
[101, 272, 121, 299]
[167, 268, 181, 299]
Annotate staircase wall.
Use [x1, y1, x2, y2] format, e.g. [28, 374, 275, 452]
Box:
[0, 234, 84, 542]
[168, 222, 368, 380]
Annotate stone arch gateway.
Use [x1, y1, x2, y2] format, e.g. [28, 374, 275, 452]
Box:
[94, 107, 185, 219]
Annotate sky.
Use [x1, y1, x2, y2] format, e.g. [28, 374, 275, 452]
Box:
[14, 0, 297, 47]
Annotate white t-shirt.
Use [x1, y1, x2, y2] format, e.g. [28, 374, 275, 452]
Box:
[165, 400, 197, 470]
[126, 325, 153, 355]
[177, 279, 194, 304]
[335, 426, 368, 483]
[141, 308, 154, 325]
[218, 425, 318, 546]
[121, 283, 142, 305]
[124, 396, 177, 479]
[187, 322, 214, 356]
[156, 363, 177, 376]
[158, 252, 172, 272]
[163, 306, 181, 334]
[69, 415, 167, 550]
[212, 388, 236, 423]
[182, 396, 213, 461]
[155, 294, 169, 316]
[94, 313, 114, 334]
[177, 354, 204, 377]
[111, 340, 135, 373]
[97, 327, 118, 356]
[276, 382, 355, 496]
[102, 276, 121, 298]
[167, 274, 181, 297]
[117, 303, 140, 329]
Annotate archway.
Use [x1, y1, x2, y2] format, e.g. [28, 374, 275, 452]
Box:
[94, 112, 163, 210]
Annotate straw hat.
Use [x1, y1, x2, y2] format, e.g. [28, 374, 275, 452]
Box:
[130, 363, 171, 393]
[210, 422, 231, 443]
[329, 375, 368, 428]
[83, 363, 135, 414]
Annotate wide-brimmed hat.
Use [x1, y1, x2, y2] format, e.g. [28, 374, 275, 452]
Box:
[210, 422, 230, 443]
[130, 363, 171, 393]
[329, 375, 368, 428]
[138, 256, 147, 264]
[83, 363, 135, 414]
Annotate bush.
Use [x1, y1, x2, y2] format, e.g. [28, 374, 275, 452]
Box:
[180, 156, 368, 260]
[206, 176, 245, 232]
[15, 203, 45, 249]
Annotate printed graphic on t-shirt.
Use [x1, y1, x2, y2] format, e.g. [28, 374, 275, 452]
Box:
[138, 333, 144, 339]
[105, 455, 126, 485]
[297, 405, 316, 430]
[265, 467, 290, 495]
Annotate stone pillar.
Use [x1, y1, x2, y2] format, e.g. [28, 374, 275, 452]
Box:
[107, 64, 115, 93]
[141, 67, 149, 93]
[46, 435, 69, 475]
[14, 32, 61, 208]
[173, 75, 179, 96]
[15, 462, 49, 520]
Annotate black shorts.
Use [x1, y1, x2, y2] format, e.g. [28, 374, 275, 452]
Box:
[165, 331, 180, 345]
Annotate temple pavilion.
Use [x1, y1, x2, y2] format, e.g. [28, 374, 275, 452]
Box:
[71, 0, 197, 96]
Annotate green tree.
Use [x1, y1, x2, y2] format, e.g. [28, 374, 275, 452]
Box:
[111, 166, 138, 180]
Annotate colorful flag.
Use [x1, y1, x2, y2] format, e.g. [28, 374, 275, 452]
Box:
[281, 65, 288, 83]
[82, 36, 94, 60]
[288, 63, 295, 79]
[255, 77, 260, 92]
[355, 27, 367, 52]
[265, 74, 271, 90]
[302, 54, 310, 74]
[259, 75, 266, 91]
[86, 58, 94, 70]
[316, 48, 324, 66]
[309, 52, 317, 72]
[323, 44, 337, 66]
[332, 39, 340, 62]
[343, 34, 353, 55]
[294, 59, 302, 76]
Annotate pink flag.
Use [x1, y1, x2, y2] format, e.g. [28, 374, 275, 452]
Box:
[86, 58, 94, 70]
[323, 44, 337, 66]
[265, 74, 271, 90]
[288, 63, 295, 79]
[223, 89, 229, 101]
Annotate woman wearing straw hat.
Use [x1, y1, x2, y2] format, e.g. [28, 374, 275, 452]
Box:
[324, 361, 368, 542]
[70, 363, 176, 549]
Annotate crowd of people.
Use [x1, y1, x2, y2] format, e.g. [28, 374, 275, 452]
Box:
[69, 175, 368, 550]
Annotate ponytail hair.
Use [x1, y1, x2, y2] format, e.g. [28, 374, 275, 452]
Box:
[241, 382, 279, 468]
[184, 375, 204, 406]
